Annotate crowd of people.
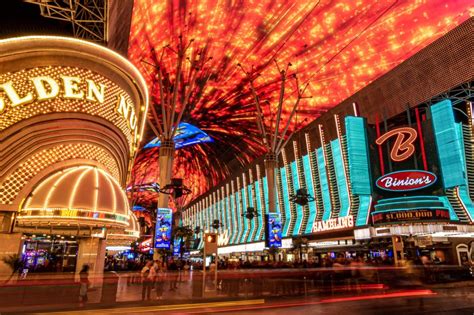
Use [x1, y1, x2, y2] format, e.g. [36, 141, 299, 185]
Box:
[100, 252, 472, 302]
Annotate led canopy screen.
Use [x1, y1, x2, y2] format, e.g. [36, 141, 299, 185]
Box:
[129, 0, 473, 204]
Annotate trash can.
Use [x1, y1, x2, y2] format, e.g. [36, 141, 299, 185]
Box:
[101, 271, 119, 303]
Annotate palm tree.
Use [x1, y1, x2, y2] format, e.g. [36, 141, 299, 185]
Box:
[292, 236, 309, 261]
[1, 254, 23, 284]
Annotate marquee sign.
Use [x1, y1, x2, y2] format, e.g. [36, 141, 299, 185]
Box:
[376, 170, 437, 192]
[372, 209, 450, 225]
[0, 72, 140, 147]
[312, 215, 354, 233]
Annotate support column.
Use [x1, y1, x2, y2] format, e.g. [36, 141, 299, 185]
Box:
[158, 140, 175, 208]
[264, 154, 278, 213]
[76, 237, 106, 286]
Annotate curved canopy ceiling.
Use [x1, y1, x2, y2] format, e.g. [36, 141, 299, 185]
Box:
[128, 0, 473, 206]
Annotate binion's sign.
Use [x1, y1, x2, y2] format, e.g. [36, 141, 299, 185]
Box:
[376, 170, 437, 192]
[374, 126, 437, 191]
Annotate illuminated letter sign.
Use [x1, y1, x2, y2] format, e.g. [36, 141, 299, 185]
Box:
[375, 127, 417, 162]
[312, 215, 354, 233]
[376, 170, 437, 192]
[154, 208, 173, 249]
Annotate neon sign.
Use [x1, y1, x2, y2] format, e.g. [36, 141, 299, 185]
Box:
[312, 215, 354, 233]
[0, 73, 140, 145]
[376, 170, 437, 192]
[375, 127, 417, 162]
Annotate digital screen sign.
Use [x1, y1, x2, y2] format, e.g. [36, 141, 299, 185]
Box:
[154, 208, 173, 249]
[144, 122, 213, 150]
[173, 237, 181, 256]
[265, 213, 282, 248]
[372, 209, 450, 225]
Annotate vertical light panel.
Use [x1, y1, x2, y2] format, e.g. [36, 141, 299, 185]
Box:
[317, 147, 332, 220]
[247, 170, 257, 242]
[331, 139, 351, 217]
[255, 165, 265, 241]
[240, 174, 249, 243]
[302, 153, 317, 234]
[345, 116, 373, 226]
[230, 180, 238, 244]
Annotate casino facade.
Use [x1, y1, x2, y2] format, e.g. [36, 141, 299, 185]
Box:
[183, 19, 474, 266]
[0, 36, 147, 276]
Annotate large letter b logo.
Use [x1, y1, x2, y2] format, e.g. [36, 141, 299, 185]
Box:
[375, 127, 417, 162]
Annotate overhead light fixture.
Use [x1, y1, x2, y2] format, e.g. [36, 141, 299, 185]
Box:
[242, 207, 259, 220]
[211, 219, 222, 230]
[160, 178, 191, 199]
[290, 188, 315, 206]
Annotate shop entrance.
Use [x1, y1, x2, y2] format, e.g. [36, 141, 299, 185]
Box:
[21, 235, 78, 272]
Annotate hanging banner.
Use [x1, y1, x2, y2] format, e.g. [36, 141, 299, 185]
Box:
[173, 237, 181, 256]
[154, 208, 173, 249]
[265, 213, 282, 248]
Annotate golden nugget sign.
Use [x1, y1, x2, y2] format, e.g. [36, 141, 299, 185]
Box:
[0, 74, 139, 143]
[312, 215, 354, 233]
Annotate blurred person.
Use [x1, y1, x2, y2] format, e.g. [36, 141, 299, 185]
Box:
[153, 261, 164, 300]
[141, 261, 154, 300]
[79, 264, 90, 307]
[167, 258, 179, 291]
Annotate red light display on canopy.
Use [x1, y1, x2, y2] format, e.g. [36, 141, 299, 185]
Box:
[128, 0, 473, 206]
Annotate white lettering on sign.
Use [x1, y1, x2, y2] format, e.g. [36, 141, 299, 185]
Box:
[375, 170, 437, 192]
[312, 215, 354, 233]
[380, 176, 433, 188]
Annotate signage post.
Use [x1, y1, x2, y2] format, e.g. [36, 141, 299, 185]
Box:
[203, 232, 218, 295]
[391, 235, 404, 266]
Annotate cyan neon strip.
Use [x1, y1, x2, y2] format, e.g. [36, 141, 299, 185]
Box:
[303, 154, 317, 234]
[247, 184, 256, 242]
[456, 122, 474, 221]
[240, 188, 249, 243]
[263, 176, 270, 214]
[230, 193, 238, 244]
[236, 190, 243, 244]
[331, 139, 351, 217]
[317, 148, 332, 221]
[345, 116, 372, 226]
[291, 161, 303, 236]
[431, 100, 466, 188]
[280, 167, 292, 237]
[255, 180, 264, 240]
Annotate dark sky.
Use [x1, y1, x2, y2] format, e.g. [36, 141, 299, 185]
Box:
[0, 0, 73, 39]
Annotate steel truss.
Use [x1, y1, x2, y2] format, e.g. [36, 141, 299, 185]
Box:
[27, 0, 107, 43]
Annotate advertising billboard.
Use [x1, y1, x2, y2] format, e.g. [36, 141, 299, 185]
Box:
[265, 213, 282, 248]
[173, 237, 181, 256]
[154, 208, 173, 249]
